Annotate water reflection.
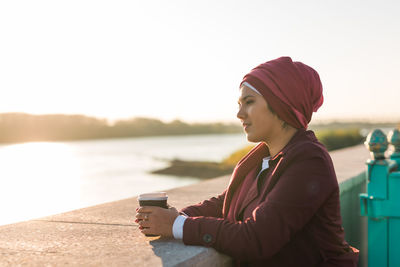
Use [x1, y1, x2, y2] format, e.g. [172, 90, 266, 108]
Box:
[0, 139, 202, 226]
[0, 134, 248, 226]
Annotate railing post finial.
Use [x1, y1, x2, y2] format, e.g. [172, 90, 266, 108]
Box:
[365, 129, 388, 160]
[388, 129, 400, 153]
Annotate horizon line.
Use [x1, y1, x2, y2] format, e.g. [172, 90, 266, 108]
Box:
[0, 111, 399, 125]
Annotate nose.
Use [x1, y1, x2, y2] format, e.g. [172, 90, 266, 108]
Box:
[237, 105, 245, 120]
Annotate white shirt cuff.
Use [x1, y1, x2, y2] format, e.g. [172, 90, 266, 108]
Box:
[172, 215, 187, 239]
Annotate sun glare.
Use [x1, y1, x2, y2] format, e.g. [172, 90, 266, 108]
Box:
[0, 142, 82, 225]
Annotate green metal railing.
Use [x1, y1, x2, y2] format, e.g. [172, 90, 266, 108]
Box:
[360, 129, 400, 267]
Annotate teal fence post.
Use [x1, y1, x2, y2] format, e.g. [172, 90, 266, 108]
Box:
[360, 129, 400, 267]
[388, 129, 400, 166]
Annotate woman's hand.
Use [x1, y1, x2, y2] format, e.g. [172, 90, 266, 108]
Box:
[135, 206, 179, 237]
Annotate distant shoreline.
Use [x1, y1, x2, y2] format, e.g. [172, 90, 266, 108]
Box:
[1, 112, 398, 144]
[0, 113, 241, 144]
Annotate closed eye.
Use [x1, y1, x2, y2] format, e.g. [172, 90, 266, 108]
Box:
[237, 95, 255, 107]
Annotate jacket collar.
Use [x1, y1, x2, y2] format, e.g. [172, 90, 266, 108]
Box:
[270, 128, 317, 161]
[222, 129, 317, 217]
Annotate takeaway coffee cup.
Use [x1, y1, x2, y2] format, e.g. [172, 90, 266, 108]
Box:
[138, 192, 168, 209]
[138, 192, 168, 237]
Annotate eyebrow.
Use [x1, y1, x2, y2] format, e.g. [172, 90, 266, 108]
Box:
[238, 95, 255, 103]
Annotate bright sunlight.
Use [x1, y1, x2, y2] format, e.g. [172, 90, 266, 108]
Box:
[0, 142, 82, 225]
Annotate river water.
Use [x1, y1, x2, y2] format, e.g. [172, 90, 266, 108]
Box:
[0, 133, 249, 226]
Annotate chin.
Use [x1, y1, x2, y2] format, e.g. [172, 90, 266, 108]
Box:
[245, 133, 260, 143]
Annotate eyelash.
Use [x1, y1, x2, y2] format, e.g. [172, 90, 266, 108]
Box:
[238, 100, 254, 108]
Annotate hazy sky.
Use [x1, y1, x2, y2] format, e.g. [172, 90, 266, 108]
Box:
[1, 0, 399, 123]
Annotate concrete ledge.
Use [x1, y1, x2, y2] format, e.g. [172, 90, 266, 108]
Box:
[0, 144, 369, 266]
[0, 175, 233, 266]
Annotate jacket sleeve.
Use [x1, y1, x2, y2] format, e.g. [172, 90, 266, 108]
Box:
[182, 152, 338, 260]
[180, 190, 226, 218]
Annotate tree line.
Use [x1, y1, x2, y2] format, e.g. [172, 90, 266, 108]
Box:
[1, 113, 398, 144]
[0, 113, 242, 144]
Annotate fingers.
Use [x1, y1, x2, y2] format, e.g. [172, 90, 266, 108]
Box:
[138, 219, 150, 228]
[136, 207, 158, 222]
[135, 206, 166, 222]
[135, 205, 177, 237]
[135, 206, 154, 221]
[137, 219, 156, 236]
[140, 227, 153, 235]
[135, 212, 149, 220]
[137, 206, 162, 213]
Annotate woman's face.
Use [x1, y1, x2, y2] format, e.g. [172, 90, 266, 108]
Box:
[237, 86, 282, 143]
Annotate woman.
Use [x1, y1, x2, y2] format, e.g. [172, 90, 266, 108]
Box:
[136, 57, 359, 266]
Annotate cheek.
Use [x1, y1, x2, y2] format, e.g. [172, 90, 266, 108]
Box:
[250, 105, 269, 123]
[248, 105, 262, 117]
[255, 111, 276, 134]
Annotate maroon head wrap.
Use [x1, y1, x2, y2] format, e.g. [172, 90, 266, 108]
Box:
[240, 57, 323, 129]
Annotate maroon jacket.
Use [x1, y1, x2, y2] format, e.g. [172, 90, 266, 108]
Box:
[181, 129, 359, 267]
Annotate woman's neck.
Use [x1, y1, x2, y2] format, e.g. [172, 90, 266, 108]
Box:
[265, 127, 298, 158]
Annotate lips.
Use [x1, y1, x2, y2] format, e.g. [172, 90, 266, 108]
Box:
[242, 123, 251, 131]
